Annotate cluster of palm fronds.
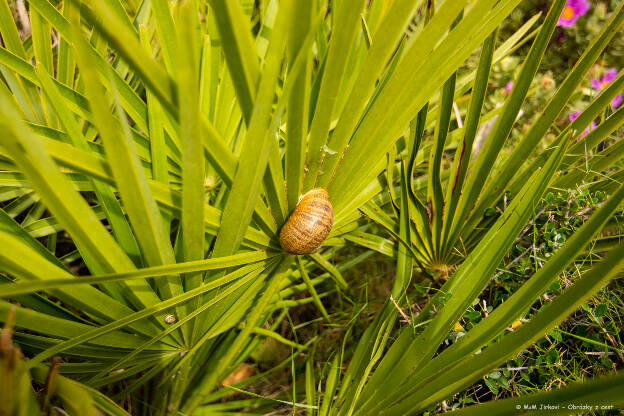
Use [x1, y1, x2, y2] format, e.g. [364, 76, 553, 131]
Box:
[0, 0, 623, 415]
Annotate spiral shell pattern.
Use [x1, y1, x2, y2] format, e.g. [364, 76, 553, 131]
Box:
[279, 188, 333, 255]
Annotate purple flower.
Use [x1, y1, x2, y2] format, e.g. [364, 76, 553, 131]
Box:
[505, 81, 514, 94]
[569, 110, 596, 139]
[612, 94, 623, 109]
[557, 0, 590, 27]
[591, 68, 618, 90]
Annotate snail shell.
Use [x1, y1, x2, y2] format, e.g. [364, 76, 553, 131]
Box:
[279, 188, 333, 255]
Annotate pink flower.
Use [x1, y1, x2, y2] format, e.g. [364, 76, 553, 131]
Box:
[591, 69, 622, 109]
[569, 110, 596, 139]
[505, 81, 514, 94]
[591, 68, 618, 90]
[557, 0, 590, 27]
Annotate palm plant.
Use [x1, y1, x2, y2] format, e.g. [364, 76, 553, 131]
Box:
[304, 1, 624, 415]
[0, 0, 622, 415]
[0, 0, 356, 413]
[358, 1, 624, 274]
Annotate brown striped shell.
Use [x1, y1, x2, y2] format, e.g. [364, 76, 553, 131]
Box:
[279, 188, 333, 255]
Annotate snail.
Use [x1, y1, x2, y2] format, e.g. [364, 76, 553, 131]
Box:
[279, 188, 333, 255]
